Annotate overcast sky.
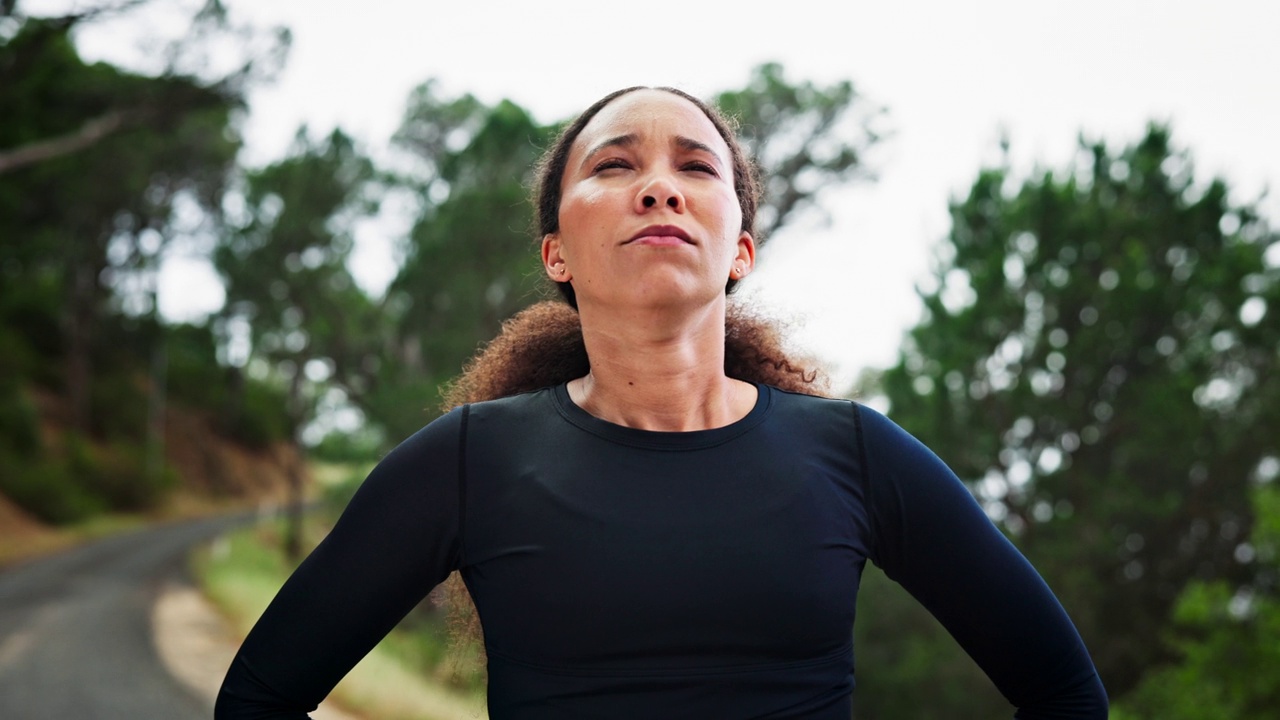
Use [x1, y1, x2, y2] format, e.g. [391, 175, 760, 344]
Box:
[49, 0, 1280, 389]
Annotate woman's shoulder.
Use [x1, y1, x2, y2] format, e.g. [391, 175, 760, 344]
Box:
[761, 383, 862, 419]
[444, 384, 562, 423]
[760, 386, 917, 457]
[382, 386, 561, 465]
[764, 385, 898, 422]
[757, 385, 874, 449]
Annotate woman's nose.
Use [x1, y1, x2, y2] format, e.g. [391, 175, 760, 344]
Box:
[637, 174, 685, 212]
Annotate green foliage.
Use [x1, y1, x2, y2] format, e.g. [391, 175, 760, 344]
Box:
[882, 125, 1280, 695]
[716, 62, 884, 237]
[213, 126, 380, 560]
[165, 322, 296, 449]
[223, 377, 294, 449]
[375, 87, 552, 438]
[80, 435, 176, 511]
[1116, 484, 1280, 719]
[0, 448, 105, 524]
[0, 270, 62, 383]
[0, 376, 39, 455]
[309, 426, 383, 465]
[361, 376, 444, 443]
[0, 8, 306, 527]
[853, 566, 1010, 719]
[87, 372, 148, 440]
[0, 433, 160, 523]
[1, 13, 241, 436]
[166, 322, 232, 412]
[215, 127, 378, 439]
[0, 17, 238, 274]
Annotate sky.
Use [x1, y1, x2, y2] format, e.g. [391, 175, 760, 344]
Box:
[46, 0, 1280, 390]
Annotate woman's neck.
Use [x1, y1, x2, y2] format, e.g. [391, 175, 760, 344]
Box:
[569, 300, 756, 432]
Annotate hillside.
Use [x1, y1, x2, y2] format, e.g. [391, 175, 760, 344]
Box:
[0, 390, 306, 567]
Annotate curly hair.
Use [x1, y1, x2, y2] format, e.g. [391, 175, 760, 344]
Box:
[433, 86, 828, 665]
[442, 301, 824, 410]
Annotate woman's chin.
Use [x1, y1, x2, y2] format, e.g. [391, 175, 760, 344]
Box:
[596, 284, 728, 315]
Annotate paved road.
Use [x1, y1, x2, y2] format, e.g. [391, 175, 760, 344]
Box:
[0, 513, 252, 719]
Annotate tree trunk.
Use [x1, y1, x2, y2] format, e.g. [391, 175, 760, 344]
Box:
[145, 339, 167, 483]
[66, 261, 95, 434]
[283, 366, 306, 562]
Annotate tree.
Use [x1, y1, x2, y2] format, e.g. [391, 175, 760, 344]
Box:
[715, 62, 884, 238]
[0, 3, 306, 523]
[0, 18, 238, 433]
[369, 85, 553, 440]
[214, 128, 378, 557]
[1115, 480, 1280, 719]
[881, 125, 1280, 695]
[852, 565, 1010, 719]
[0, 2, 280, 434]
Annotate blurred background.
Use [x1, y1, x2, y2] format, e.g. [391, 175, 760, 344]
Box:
[1, 1, 1278, 718]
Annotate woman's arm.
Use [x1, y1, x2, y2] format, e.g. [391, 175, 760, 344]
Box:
[856, 404, 1108, 719]
[215, 407, 466, 719]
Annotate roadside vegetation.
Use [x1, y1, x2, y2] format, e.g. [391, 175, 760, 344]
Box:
[193, 463, 487, 720]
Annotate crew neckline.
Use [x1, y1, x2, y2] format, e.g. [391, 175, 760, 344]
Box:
[550, 382, 773, 450]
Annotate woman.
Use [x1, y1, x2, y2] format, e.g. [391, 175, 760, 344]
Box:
[216, 87, 1108, 718]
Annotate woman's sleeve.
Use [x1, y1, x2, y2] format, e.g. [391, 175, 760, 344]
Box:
[214, 406, 467, 719]
[855, 404, 1108, 719]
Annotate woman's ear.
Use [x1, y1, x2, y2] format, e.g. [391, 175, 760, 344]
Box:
[732, 232, 756, 280]
[542, 234, 571, 282]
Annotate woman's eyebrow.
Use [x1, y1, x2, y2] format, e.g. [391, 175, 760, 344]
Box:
[674, 136, 725, 167]
[581, 134, 638, 167]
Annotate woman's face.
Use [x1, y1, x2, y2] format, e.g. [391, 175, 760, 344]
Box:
[542, 90, 754, 313]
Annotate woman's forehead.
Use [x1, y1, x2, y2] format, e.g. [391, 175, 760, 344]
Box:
[572, 90, 728, 159]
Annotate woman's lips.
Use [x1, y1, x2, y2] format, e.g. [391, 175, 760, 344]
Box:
[627, 225, 693, 245]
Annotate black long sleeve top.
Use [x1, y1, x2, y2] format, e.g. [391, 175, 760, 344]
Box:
[216, 383, 1108, 719]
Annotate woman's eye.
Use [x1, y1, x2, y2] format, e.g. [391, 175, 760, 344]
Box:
[592, 159, 631, 173]
[683, 161, 718, 175]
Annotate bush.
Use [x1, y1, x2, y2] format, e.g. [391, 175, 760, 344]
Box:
[0, 323, 44, 386]
[85, 438, 176, 511]
[1115, 484, 1280, 719]
[0, 449, 106, 524]
[88, 372, 149, 441]
[0, 273, 64, 381]
[310, 426, 384, 465]
[852, 565, 1011, 719]
[223, 379, 294, 449]
[166, 323, 228, 412]
[0, 379, 39, 455]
